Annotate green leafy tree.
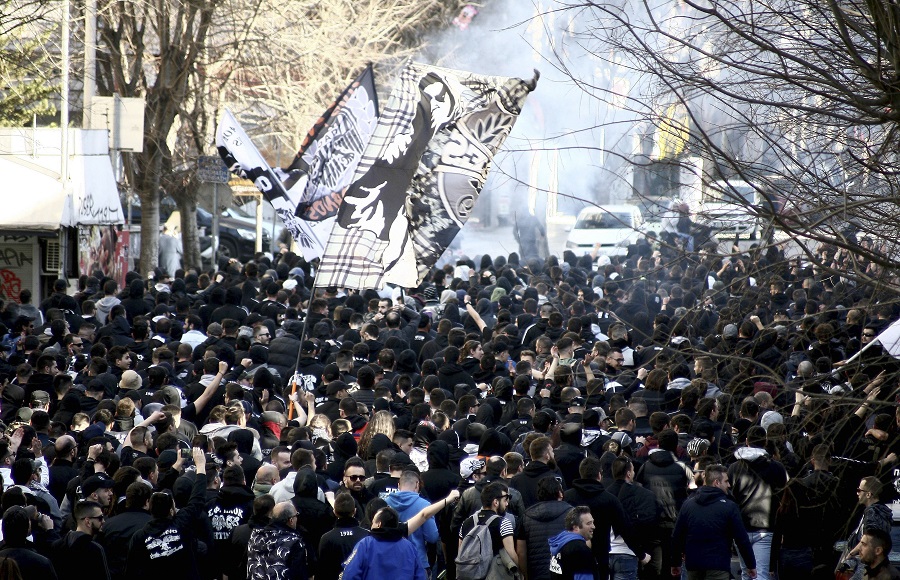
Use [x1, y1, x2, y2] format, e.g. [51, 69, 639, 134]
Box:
[0, 30, 57, 126]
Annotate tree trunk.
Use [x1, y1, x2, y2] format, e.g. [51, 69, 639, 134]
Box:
[138, 190, 159, 278]
[179, 199, 202, 272]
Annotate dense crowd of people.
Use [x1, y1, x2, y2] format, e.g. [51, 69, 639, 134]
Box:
[0, 231, 897, 580]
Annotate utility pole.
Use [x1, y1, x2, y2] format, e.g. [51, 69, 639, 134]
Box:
[83, 0, 96, 129]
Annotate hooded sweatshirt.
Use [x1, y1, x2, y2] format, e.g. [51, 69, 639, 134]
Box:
[95, 295, 121, 325]
[385, 490, 439, 571]
[126, 472, 207, 580]
[548, 531, 598, 580]
[340, 527, 426, 580]
[422, 441, 462, 538]
[671, 485, 755, 572]
[51, 530, 110, 580]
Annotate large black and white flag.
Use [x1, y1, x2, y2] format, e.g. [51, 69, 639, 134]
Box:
[216, 66, 379, 261]
[316, 62, 538, 289]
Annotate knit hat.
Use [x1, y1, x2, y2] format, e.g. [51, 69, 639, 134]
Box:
[460, 457, 486, 479]
[119, 369, 142, 391]
[760, 411, 784, 432]
[687, 438, 710, 457]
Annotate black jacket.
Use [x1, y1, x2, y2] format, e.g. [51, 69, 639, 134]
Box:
[437, 362, 476, 392]
[247, 522, 313, 580]
[48, 459, 80, 504]
[224, 519, 268, 580]
[51, 530, 110, 580]
[0, 543, 59, 580]
[267, 323, 303, 380]
[518, 500, 573, 580]
[563, 478, 644, 577]
[317, 518, 369, 580]
[210, 304, 248, 325]
[634, 450, 690, 527]
[421, 441, 462, 539]
[292, 470, 336, 554]
[510, 460, 564, 508]
[605, 479, 661, 554]
[727, 447, 788, 531]
[126, 472, 208, 580]
[554, 442, 588, 489]
[98, 507, 152, 580]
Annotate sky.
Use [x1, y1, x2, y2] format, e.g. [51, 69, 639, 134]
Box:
[416, 0, 644, 224]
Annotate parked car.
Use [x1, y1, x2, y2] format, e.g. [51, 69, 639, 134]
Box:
[126, 202, 269, 262]
[565, 204, 644, 255]
[194, 207, 270, 262]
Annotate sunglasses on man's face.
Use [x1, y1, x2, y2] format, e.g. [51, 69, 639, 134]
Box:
[346, 475, 366, 482]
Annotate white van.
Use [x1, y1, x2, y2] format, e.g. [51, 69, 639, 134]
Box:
[565, 205, 644, 255]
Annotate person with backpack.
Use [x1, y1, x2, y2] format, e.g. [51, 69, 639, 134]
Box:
[457, 482, 518, 580]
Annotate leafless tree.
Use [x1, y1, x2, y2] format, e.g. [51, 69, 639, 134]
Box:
[552, 0, 900, 289]
[93, 0, 467, 274]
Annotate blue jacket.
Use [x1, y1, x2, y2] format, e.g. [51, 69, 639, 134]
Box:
[548, 531, 597, 580]
[671, 486, 755, 572]
[340, 529, 426, 580]
[385, 490, 439, 571]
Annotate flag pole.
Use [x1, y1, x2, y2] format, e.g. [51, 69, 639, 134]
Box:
[836, 319, 900, 369]
[837, 339, 874, 368]
[288, 264, 322, 420]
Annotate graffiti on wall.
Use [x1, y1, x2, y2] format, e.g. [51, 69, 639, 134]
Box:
[78, 225, 129, 288]
[0, 237, 34, 303]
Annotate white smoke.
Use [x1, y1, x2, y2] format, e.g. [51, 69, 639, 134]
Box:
[418, 0, 643, 224]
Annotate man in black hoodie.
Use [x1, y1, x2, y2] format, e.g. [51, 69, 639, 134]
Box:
[99, 481, 152, 580]
[606, 457, 658, 579]
[51, 499, 110, 580]
[317, 492, 370, 580]
[211, 286, 247, 325]
[418, 318, 450, 363]
[295, 341, 325, 400]
[267, 319, 302, 380]
[727, 425, 788, 580]
[0, 505, 58, 578]
[634, 429, 691, 579]
[510, 436, 564, 508]
[563, 456, 645, 580]
[339, 397, 368, 436]
[421, 440, 462, 579]
[126, 448, 208, 580]
[437, 346, 477, 393]
[207, 463, 255, 577]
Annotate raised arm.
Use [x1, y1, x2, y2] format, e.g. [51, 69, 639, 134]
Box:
[407, 489, 460, 535]
[193, 360, 228, 414]
[464, 297, 487, 332]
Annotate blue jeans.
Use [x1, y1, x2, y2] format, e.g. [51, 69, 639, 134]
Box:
[737, 530, 772, 580]
[609, 554, 638, 580]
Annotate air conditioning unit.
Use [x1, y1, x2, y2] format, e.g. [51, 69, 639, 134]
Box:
[42, 240, 60, 275]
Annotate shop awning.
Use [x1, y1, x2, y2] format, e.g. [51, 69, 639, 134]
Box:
[0, 128, 123, 232]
